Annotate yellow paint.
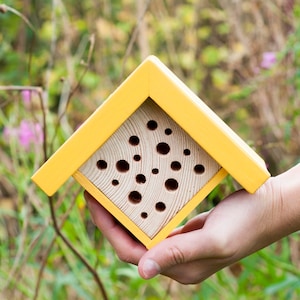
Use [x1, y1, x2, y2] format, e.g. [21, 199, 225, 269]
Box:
[73, 168, 227, 249]
[73, 171, 152, 246]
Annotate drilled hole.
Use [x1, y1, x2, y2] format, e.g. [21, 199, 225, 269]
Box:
[183, 149, 191, 156]
[155, 202, 166, 212]
[133, 154, 141, 161]
[156, 142, 170, 155]
[128, 191, 142, 204]
[147, 120, 158, 130]
[171, 161, 181, 171]
[129, 135, 140, 146]
[116, 160, 130, 172]
[165, 128, 172, 135]
[112, 179, 119, 186]
[165, 178, 179, 191]
[152, 168, 159, 174]
[136, 174, 146, 184]
[97, 160, 107, 170]
[141, 212, 148, 219]
[194, 164, 205, 174]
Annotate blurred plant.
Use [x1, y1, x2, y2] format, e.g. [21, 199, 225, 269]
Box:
[4, 119, 43, 151]
[0, 0, 300, 299]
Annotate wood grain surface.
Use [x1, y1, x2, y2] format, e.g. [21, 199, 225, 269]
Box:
[79, 98, 220, 238]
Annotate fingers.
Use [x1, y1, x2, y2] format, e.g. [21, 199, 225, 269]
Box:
[84, 191, 147, 264]
[84, 190, 245, 284]
[180, 210, 210, 233]
[167, 211, 210, 237]
[138, 228, 221, 280]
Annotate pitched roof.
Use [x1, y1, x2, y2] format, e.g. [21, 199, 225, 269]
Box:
[32, 55, 270, 196]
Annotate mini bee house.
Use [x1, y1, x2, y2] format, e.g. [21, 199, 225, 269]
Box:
[32, 56, 270, 249]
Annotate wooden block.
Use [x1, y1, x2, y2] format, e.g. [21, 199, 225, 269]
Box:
[77, 98, 221, 239]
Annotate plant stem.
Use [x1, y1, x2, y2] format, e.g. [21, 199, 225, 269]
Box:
[48, 195, 109, 300]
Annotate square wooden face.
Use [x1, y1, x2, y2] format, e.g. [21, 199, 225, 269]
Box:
[79, 98, 221, 238]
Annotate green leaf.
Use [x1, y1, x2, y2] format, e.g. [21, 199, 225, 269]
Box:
[201, 46, 227, 66]
[264, 275, 300, 295]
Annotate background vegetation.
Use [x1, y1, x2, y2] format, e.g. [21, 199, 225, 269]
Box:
[0, 0, 300, 299]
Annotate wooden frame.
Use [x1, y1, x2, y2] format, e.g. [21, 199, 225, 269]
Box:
[32, 56, 270, 248]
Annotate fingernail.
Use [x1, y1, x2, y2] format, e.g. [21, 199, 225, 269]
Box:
[142, 259, 160, 279]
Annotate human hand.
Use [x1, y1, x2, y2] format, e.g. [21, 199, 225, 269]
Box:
[85, 164, 300, 284]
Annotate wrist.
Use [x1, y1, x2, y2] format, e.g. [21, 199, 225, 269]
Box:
[237, 164, 300, 257]
[264, 164, 300, 243]
[274, 164, 300, 234]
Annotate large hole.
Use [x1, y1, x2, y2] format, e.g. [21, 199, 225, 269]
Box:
[155, 202, 166, 212]
[136, 174, 146, 184]
[194, 164, 205, 174]
[165, 178, 179, 191]
[156, 142, 170, 155]
[171, 161, 181, 171]
[96, 160, 107, 170]
[147, 120, 158, 130]
[116, 160, 130, 172]
[129, 135, 140, 146]
[128, 191, 142, 204]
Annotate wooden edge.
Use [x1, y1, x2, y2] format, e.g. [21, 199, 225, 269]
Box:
[73, 168, 228, 249]
[73, 170, 152, 247]
[146, 56, 270, 192]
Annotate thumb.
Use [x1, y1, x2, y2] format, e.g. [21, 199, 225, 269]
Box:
[138, 229, 215, 279]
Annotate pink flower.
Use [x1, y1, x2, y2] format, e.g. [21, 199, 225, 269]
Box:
[21, 90, 32, 105]
[3, 120, 43, 150]
[260, 52, 277, 69]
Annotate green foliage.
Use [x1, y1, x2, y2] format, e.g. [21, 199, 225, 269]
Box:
[1, 0, 300, 299]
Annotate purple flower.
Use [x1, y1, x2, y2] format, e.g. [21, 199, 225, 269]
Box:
[3, 120, 43, 150]
[21, 90, 32, 105]
[260, 52, 277, 69]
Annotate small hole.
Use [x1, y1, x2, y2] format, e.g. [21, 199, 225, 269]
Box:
[133, 154, 141, 161]
[194, 164, 205, 174]
[155, 202, 166, 212]
[152, 168, 159, 174]
[112, 179, 119, 186]
[165, 178, 179, 191]
[136, 174, 146, 184]
[171, 161, 181, 171]
[147, 120, 158, 130]
[156, 142, 170, 155]
[129, 135, 140, 146]
[128, 191, 142, 204]
[165, 128, 172, 135]
[116, 160, 130, 172]
[97, 160, 107, 170]
[183, 149, 191, 156]
[141, 212, 148, 219]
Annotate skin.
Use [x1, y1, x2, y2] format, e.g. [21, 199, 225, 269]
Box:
[85, 164, 300, 284]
